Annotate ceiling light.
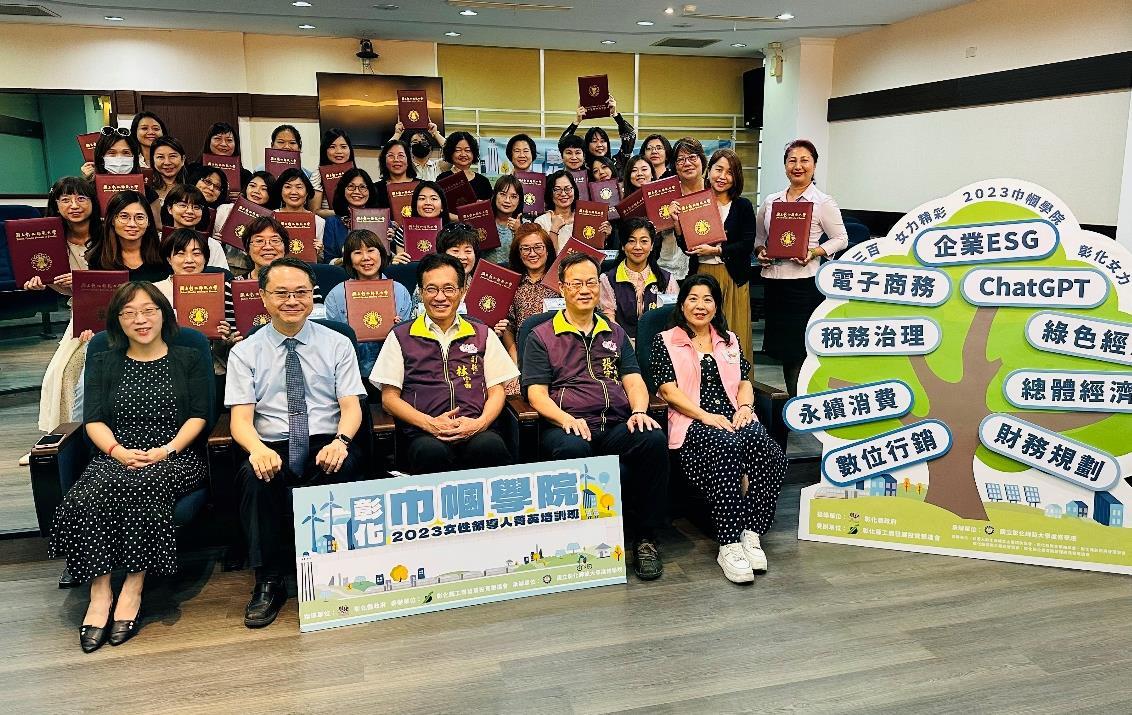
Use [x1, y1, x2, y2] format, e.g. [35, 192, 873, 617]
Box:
[601, 39, 616, 44]
[665, 7, 674, 14]
[460, 9, 477, 15]
[292, 1, 312, 6]
[104, 15, 124, 21]
[776, 12, 794, 20]
[445, 31, 462, 36]
[372, 3, 399, 9]
[731, 42, 747, 48]
[637, 20, 654, 26]
[298, 23, 316, 29]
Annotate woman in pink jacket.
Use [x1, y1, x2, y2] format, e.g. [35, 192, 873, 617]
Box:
[650, 274, 788, 583]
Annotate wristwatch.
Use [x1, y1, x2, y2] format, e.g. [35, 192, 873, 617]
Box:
[164, 444, 178, 458]
[336, 433, 352, 446]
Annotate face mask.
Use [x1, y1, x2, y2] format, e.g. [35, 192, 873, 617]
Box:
[103, 156, 134, 175]
[411, 142, 431, 159]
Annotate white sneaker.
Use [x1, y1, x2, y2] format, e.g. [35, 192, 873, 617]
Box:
[740, 530, 768, 573]
[717, 543, 754, 583]
[18, 452, 31, 467]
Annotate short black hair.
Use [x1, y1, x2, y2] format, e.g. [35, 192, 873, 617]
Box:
[202, 121, 242, 158]
[243, 215, 290, 253]
[378, 139, 416, 181]
[582, 126, 611, 160]
[270, 167, 314, 209]
[160, 183, 210, 230]
[258, 256, 315, 291]
[46, 176, 101, 231]
[544, 169, 578, 212]
[160, 227, 210, 263]
[669, 273, 732, 346]
[417, 252, 467, 290]
[443, 131, 479, 164]
[558, 250, 599, 283]
[437, 222, 479, 257]
[105, 281, 178, 349]
[186, 163, 230, 208]
[559, 134, 585, 153]
[271, 124, 303, 149]
[506, 133, 537, 161]
[341, 229, 392, 279]
[93, 132, 142, 174]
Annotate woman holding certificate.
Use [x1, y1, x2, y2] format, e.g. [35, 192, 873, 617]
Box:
[271, 168, 326, 260]
[211, 170, 275, 277]
[313, 128, 357, 216]
[324, 167, 382, 262]
[658, 137, 706, 282]
[389, 180, 450, 264]
[533, 170, 578, 251]
[438, 131, 492, 201]
[372, 140, 416, 211]
[754, 139, 848, 395]
[675, 148, 757, 374]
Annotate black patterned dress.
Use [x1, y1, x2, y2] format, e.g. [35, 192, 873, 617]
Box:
[651, 334, 789, 543]
[49, 355, 206, 581]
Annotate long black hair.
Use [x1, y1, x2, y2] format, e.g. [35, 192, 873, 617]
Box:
[319, 128, 356, 166]
[332, 167, 380, 217]
[668, 272, 732, 345]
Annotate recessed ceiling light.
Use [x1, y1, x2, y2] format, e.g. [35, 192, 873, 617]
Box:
[601, 39, 616, 44]
[104, 15, 124, 21]
[298, 23, 316, 29]
[637, 20, 654, 26]
[731, 43, 747, 48]
[776, 12, 794, 20]
[372, 3, 399, 9]
[664, 7, 674, 14]
[292, 1, 312, 6]
[444, 31, 462, 37]
[459, 9, 477, 15]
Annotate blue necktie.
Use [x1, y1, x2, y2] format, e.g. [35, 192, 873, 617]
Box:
[283, 338, 309, 475]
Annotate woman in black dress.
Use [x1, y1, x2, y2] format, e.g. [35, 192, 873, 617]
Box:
[50, 282, 209, 652]
[651, 274, 788, 584]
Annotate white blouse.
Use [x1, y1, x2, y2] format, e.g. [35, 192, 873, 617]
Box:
[754, 183, 848, 280]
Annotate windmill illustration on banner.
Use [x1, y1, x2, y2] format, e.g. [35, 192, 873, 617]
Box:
[320, 490, 343, 553]
[581, 464, 599, 518]
[301, 504, 325, 554]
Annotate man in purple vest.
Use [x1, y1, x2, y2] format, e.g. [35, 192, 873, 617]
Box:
[372, 252, 519, 473]
[522, 252, 669, 580]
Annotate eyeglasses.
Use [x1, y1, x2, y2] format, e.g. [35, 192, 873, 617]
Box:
[197, 178, 222, 191]
[519, 245, 546, 255]
[115, 213, 149, 225]
[250, 237, 285, 248]
[552, 186, 574, 195]
[266, 289, 313, 301]
[675, 155, 701, 166]
[423, 286, 461, 298]
[100, 126, 130, 137]
[562, 279, 600, 291]
[172, 201, 201, 212]
[344, 183, 369, 193]
[119, 307, 160, 321]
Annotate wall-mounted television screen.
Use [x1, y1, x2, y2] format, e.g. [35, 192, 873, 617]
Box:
[316, 73, 445, 149]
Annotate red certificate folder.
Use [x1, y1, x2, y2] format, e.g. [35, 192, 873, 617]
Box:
[72, 270, 128, 333]
[172, 272, 225, 339]
[572, 200, 609, 249]
[397, 89, 430, 130]
[766, 201, 814, 260]
[642, 175, 680, 232]
[344, 279, 397, 342]
[349, 208, 392, 250]
[5, 217, 69, 286]
[386, 180, 420, 223]
[578, 74, 611, 119]
[674, 189, 725, 250]
[402, 217, 442, 261]
[264, 148, 300, 178]
[455, 199, 500, 252]
[77, 132, 100, 163]
[588, 180, 621, 209]
[273, 211, 318, 262]
[513, 171, 546, 215]
[231, 279, 269, 335]
[541, 238, 604, 294]
[219, 196, 272, 250]
[438, 171, 477, 210]
[568, 170, 589, 204]
[615, 187, 647, 220]
[160, 226, 210, 242]
[201, 153, 242, 201]
[94, 174, 146, 214]
[464, 260, 520, 327]
[319, 161, 354, 205]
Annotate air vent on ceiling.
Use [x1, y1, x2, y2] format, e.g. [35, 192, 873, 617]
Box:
[651, 37, 719, 49]
[0, 3, 59, 16]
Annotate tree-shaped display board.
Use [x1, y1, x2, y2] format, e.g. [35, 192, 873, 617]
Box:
[796, 179, 1132, 574]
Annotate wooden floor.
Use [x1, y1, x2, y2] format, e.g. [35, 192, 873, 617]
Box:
[4, 466, 1132, 715]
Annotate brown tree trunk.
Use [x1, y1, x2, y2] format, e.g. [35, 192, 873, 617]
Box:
[922, 427, 990, 521]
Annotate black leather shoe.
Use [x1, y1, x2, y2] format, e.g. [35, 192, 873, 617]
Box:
[634, 539, 664, 581]
[108, 607, 142, 646]
[244, 581, 286, 628]
[79, 623, 109, 653]
[58, 567, 79, 589]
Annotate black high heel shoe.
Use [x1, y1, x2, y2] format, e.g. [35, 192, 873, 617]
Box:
[80, 600, 115, 654]
[108, 604, 142, 647]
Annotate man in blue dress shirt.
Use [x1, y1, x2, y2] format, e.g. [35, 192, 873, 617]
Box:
[225, 256, 365, 628]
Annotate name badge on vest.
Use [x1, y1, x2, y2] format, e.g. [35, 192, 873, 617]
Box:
[658, 293, 677, 306]
[724, 344, 741, 363]
[458, 301, 468, 315]
[602, 249, 619, 261]
[543, 297, 566, 312]
[458, 343, 479, 354]
[601, 339, 618, 353]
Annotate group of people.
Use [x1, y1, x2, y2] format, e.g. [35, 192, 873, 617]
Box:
[24, 106, 850, 653]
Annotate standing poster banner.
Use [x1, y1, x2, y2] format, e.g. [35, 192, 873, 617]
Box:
[797, 179, 1132, 575]
[293, 456, 626, 632]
